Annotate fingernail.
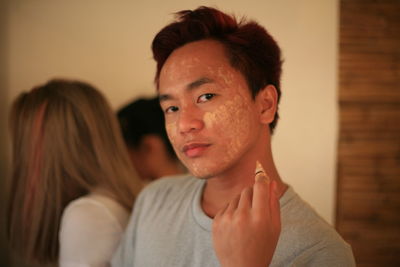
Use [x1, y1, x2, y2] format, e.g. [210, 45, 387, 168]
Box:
[255, 161, 270, 183]
[255, 161, 263, 175]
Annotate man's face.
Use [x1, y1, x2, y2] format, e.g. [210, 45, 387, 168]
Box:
[159, 40, 262, 178]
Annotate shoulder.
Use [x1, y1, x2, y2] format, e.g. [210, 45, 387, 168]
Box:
[277, 187, 355, 265]
[111, 174, 201, 266]
[280, 187, 339, 237]
[145, 173, 199, 191]
[137, 173, 201, 203]
[59, 194, 130, 265]
[131, 174, 201, 221]
[60, 194, 129, 239]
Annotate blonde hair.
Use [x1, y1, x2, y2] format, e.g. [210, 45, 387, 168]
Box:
[7, 79, 143, 265]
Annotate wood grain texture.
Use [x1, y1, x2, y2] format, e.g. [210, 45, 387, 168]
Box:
[336, 0, 400, 266]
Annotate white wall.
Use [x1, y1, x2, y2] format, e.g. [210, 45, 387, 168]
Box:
[4, 0, 338, 223]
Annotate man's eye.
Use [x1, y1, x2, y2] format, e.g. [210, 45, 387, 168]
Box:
[165, 106, 179, 113]
[198, 93, 215, 103]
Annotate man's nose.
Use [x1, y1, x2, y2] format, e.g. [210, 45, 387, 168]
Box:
[177, 105, 204, 134]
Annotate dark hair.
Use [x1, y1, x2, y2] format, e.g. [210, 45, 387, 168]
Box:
[117, 97, 177, 159]
[152, 6, 283, 132]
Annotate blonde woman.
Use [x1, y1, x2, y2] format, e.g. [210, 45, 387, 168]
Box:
[7, 79, 143, 267]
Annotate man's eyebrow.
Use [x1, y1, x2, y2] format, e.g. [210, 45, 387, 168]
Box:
[159, 77, 214, 102]
[159, 94, 170, 102]
[187, 77, 214, 90]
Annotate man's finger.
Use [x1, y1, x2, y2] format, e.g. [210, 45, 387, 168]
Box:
[253, 172, 271, 214]
[226, 194, 240, 214]
[214, 202, 229, 219]
[237, 186, 253, 212]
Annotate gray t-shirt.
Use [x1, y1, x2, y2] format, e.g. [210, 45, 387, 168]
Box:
[112, 174, 355, 267]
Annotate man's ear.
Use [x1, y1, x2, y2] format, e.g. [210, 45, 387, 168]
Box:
[257, 84, 278, 124]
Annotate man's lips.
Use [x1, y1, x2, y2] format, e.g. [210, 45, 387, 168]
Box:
[182, 143, 211, 158]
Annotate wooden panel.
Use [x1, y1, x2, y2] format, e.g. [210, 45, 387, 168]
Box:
[337, 0, 400, 266]
[340, 224, 399, 267]
[339, 56, 400, 102]
[340, 104, 400, 131]
[339, 0, 400, 105]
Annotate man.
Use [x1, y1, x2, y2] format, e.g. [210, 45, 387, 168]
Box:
[113, 6, 355, 266]
[117, 97, 185, 182]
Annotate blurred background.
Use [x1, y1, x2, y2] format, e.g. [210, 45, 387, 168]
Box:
[0, 0, 398, 266]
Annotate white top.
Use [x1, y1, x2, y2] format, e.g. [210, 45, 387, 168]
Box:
[59, 193, 130, 267]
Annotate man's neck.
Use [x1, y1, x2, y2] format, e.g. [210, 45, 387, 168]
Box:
[201, 175, 252, 218]
[200, 153, 287, 218]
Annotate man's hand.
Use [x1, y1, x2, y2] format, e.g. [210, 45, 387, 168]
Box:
[212, 168, 281, 267]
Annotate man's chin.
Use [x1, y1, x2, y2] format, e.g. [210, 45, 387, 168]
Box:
[183, 159, 229, 179]
[188, 167, 223, 180]
[189, 171, 213, 180]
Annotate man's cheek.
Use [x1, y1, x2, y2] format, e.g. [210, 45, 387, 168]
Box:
[166, 122, 178, 145]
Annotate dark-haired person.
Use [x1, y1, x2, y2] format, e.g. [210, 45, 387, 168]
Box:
[117, 97, 185, 182]
[113, 6, 355, 267]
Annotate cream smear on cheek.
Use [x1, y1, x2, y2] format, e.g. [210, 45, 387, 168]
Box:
[207, 68, 254, 165]
[165, 104, 192, 165]
[206, 94, 252, 160]
[165, 121, 179, 156]
[192, 66, 254, 177]
[189, 92, 254, 176]
[162, 57, 201, 162]
[166, 93, 254, 178]
[162, 56, 255, 177]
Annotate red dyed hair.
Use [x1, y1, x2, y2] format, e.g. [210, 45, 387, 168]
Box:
[152, 6, 283, 132]
[23, 102, 47, 223]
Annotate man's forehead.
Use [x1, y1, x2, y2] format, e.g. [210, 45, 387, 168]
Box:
[159, 57, 201, 84]
[160, 57, 233, 88]
[167, 55, 201, 68]
[159, 59, 227, 93]
[158, 40, 248, 96]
